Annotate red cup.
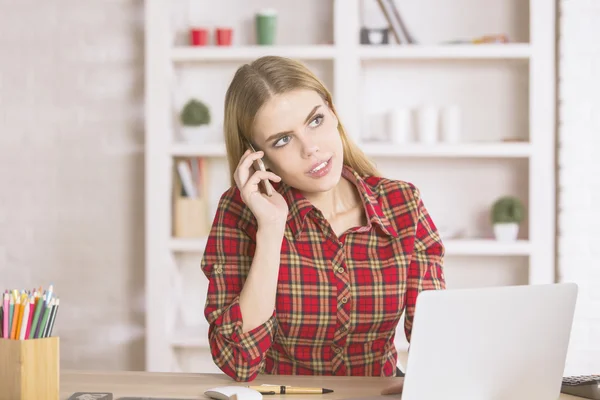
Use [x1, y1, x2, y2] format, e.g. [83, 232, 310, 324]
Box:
[215, 27, 233, 46]
[190, 28, 208, 46]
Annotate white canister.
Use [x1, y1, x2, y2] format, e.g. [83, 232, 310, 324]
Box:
[417, 106, 439, 144]
[441, 105, 461, 143]
[387, 108, 412, 144]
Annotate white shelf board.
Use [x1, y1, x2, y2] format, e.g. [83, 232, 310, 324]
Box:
[359, 44, 531, 60]
[444, 239, 531, 256]
[170, 142, 531, 158]
[171, 45, 336, 62]
[170, 325, 209, 348]
[170, 237, 530, 256]
[170, 143, 225, 157]
[170, 237, 208, 252]
[361, 142, 531, 158]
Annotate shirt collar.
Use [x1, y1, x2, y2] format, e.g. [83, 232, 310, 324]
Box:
[277, 165, 398, 239]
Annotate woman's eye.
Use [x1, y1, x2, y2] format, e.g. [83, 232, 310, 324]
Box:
[274, 135, 291, 147]
[309, 114, 324, 128]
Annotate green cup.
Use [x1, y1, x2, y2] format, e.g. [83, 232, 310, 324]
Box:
[256, 9, 277, 45]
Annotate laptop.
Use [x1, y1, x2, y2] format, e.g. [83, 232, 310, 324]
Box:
[401, 283, 578, 400]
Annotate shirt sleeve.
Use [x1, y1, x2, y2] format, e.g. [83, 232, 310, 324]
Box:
[404, 187, 446, 343]
[201, 188, 277, 382]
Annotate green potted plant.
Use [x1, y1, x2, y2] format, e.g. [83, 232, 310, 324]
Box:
[490, 196, 525, 241]
[180, 98, 211, 142]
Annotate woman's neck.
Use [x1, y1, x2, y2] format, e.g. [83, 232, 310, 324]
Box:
[302, 176, 362, 220]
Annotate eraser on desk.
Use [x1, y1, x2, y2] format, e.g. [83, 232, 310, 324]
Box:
[68, 393, 113, 400]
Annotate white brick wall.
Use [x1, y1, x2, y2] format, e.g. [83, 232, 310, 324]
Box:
[558, 0, 600, 375]
[0, 1, 145, 370]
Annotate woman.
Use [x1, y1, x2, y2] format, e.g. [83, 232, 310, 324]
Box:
[200, 55, 446, 383]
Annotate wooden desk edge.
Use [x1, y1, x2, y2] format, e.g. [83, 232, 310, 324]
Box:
[59, 370, 583, 400]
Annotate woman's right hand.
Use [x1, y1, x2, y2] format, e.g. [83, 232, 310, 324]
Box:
[234, 149, 289, 230]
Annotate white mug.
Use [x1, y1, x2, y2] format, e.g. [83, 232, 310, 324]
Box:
[441, 106, 461, 143]
[417, 106, 439, 144]
[387, 108, 412, 144]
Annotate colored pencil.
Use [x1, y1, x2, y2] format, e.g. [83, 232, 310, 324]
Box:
[36, 298, 54, 339]
[10, 296, 20, 339]
[43, 298, 60, 338]
[31, 293, 46, 339]
[1, 285, 60, 340]
[24, 296, 35, 339]
[18, 300, 31, 340]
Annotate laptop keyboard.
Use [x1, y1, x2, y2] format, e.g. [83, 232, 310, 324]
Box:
[561, 375, 600, 399]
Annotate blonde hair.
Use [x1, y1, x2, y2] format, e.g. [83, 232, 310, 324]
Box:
[223, 55, 379, 186]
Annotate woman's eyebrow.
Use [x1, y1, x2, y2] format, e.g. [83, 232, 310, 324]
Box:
[264, 105, 322, 143]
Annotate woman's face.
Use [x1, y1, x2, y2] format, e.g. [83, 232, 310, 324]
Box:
[251, 89, 343, 194]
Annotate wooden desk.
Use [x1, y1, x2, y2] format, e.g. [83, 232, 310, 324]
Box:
[60, 370, 584, 400]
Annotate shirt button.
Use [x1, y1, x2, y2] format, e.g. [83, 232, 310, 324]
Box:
[340, 326, 347, 332]
[337, 267, 344, 274]
[333, 346, 342, 354]
[341, 297, 348, 304]
[215, 267, 223, 274]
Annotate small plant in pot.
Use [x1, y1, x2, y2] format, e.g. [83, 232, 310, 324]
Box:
[491, 196, 525, 241]
[180, 98, 211, 143]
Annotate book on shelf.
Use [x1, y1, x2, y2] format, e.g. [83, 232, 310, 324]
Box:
[173, 158, 210, 238]
[375, 0, 417, 44]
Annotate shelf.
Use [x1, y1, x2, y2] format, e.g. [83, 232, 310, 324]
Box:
[170, 142, 531, 158]
[170, 237, 530, 256]
[170, 325, 209, 348]
[444, 239, 531, 256]
[171, 45, 336, 62]
[170, 237, 208, 252]
[171, 44, 530, 62]
[170, 143, 225, 157]
[359, 44, 531, 60]
[360, 142, 531, 158]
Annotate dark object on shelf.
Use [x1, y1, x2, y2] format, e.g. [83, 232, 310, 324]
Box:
[560, 375, 600, 399]
[360, 27, 389, 45]
[376, 0, 417, 44]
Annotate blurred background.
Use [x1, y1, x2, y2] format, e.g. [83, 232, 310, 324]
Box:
[0, 0, 598, 377]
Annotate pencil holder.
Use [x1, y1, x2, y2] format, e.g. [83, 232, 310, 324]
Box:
[0, 337, 60, 400]
[173, 196, 210, 237]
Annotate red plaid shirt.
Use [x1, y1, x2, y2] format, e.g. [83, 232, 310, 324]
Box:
[201, 165, 445, 382]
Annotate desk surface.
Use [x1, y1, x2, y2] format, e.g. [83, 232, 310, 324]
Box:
[60, 370, 583, 400]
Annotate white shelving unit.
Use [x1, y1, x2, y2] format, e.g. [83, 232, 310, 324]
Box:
[169, 237, 531, 257]
[172, 45, 337, 61]
[359, 43, 532, 60]
[145, 0, 556, 373]
[170, 142, 532, 158]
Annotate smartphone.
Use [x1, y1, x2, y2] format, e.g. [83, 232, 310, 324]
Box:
[247, 141, 274, 197]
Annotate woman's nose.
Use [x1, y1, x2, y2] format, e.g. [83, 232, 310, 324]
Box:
[301, 138, 319, 158]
